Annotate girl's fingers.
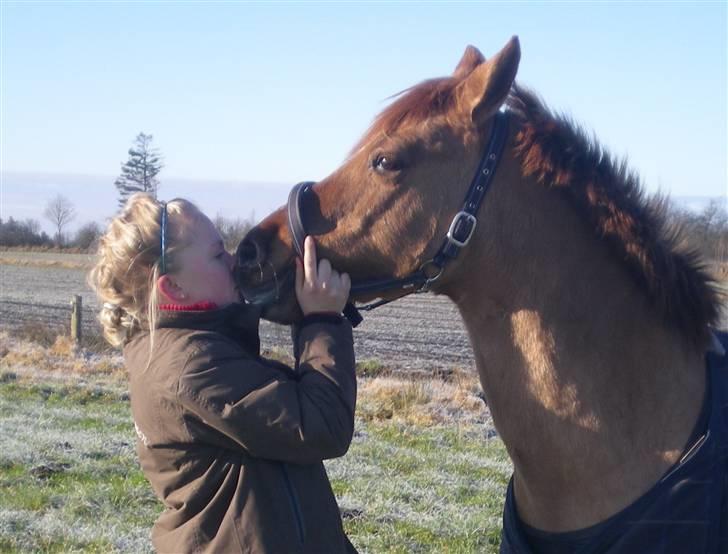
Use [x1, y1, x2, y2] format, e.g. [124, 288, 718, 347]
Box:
[328, 271, 340, 293]
[296, 236, 351, 315]
[295, 257, 304, 297]
[340, 272, 351, 294]
[318, 258, 332, 286]
[303, 236, 317, 287]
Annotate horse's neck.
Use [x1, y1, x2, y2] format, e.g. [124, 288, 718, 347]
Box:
[447, 166, 707, 532]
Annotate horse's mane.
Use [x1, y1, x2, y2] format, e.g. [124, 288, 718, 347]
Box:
[506, 85, 723, 346]
[355, 73, 722, 346]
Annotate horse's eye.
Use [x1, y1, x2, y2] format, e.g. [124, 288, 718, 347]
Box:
[372, 154, 396, 173]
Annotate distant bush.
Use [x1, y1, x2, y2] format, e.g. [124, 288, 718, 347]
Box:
[72, 222, 102, 250]
[0, 217, 52, 247]
[213, 214, 255, 251]
[0, 218, 103, 252]
[668, 199, 728, 261]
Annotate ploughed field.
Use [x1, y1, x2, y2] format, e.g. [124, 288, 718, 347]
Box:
[0, 252, 475, 372]
[3, 251, 726, 371]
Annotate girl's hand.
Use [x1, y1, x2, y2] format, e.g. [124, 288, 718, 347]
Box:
[295, 236, 351, 316]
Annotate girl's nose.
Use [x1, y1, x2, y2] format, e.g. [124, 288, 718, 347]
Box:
[225, 251, 235, 271]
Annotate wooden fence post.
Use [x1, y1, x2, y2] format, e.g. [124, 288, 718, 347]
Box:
[70, 295, 82, 344]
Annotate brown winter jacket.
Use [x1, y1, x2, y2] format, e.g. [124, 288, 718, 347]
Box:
[123, 303, 358, 553]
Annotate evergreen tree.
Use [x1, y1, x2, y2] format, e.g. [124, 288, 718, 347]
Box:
[114, 133, 163, 207]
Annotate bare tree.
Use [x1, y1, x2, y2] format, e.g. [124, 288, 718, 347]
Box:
[43, 194, 76, 246]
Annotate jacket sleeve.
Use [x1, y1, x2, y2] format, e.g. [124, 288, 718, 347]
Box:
[176, 318, 356, 464]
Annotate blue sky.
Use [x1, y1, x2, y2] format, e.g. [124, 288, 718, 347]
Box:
[1, 1, 726, 232]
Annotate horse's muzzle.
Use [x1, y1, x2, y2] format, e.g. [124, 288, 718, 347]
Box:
[236, 233, 265, 271]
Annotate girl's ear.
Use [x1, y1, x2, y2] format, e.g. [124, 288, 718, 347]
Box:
[157, 274, 187, 303]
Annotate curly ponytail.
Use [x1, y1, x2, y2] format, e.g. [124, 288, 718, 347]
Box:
[88, 193, 202, 347]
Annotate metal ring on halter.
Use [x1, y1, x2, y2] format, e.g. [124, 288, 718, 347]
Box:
[418, 259, 445, 292]
[160, 202, 168, 275]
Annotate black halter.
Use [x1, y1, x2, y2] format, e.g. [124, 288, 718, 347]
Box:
[287, 110, 510, 327]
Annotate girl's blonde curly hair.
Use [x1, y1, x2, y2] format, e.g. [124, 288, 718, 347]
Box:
[88, 193, 203, 347]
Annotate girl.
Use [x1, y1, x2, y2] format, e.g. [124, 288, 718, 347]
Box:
[88, 193, 357, 553]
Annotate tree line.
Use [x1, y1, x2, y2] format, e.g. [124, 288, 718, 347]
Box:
[670, 199, 728, 262]
[0, 212, 253, 253]
[1, 133, 252, 251]
[0, 213, 253, 252]
[0, 217, 101, 250]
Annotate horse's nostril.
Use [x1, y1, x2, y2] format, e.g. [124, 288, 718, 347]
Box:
[236, 238, 261, 268]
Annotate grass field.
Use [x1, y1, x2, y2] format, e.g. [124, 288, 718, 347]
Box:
[0, 332, 510, 553]
[0, 250, 96, 270]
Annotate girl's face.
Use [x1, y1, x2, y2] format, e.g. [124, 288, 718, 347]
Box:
[165, 214, 239, 307]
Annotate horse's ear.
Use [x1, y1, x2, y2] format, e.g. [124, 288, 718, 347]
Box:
[453, 45, 485, 79]
[457, 36, 520, 126]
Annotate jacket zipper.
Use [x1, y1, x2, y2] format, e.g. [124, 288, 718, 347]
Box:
[281, 463, 306, 544]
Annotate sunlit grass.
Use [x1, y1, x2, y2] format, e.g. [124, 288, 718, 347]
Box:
[0, 334, 510, 553]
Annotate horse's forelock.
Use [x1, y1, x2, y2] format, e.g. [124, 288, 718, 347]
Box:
[350, 76, 462, 156]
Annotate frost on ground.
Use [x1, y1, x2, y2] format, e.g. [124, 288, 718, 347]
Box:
[0, 332, 508, 553]
[0, 334, 156, 552]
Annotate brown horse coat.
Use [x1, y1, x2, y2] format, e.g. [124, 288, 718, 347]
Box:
[234, 36, 727, 552]
[501, 332, 728, 553]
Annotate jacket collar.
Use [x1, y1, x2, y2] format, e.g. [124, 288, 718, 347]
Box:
[159, 301, 219, 312]
[156, 302, 262, 357]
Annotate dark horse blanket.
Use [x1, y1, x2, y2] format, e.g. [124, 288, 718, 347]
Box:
[501, 332, 728, 554]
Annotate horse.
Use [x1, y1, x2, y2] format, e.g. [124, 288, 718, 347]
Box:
[234, 37, 728, 553]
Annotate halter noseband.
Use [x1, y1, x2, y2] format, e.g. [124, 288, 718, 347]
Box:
[287, 110, 510, 327]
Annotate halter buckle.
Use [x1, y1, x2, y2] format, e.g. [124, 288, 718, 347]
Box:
[446, 211, 477, 248]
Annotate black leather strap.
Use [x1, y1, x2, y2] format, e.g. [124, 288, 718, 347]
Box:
[433, 110, 510, 265]
[287, 181, 314, 260]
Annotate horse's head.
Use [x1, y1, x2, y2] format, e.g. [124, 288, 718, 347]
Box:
[235, 37, 521, 323]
